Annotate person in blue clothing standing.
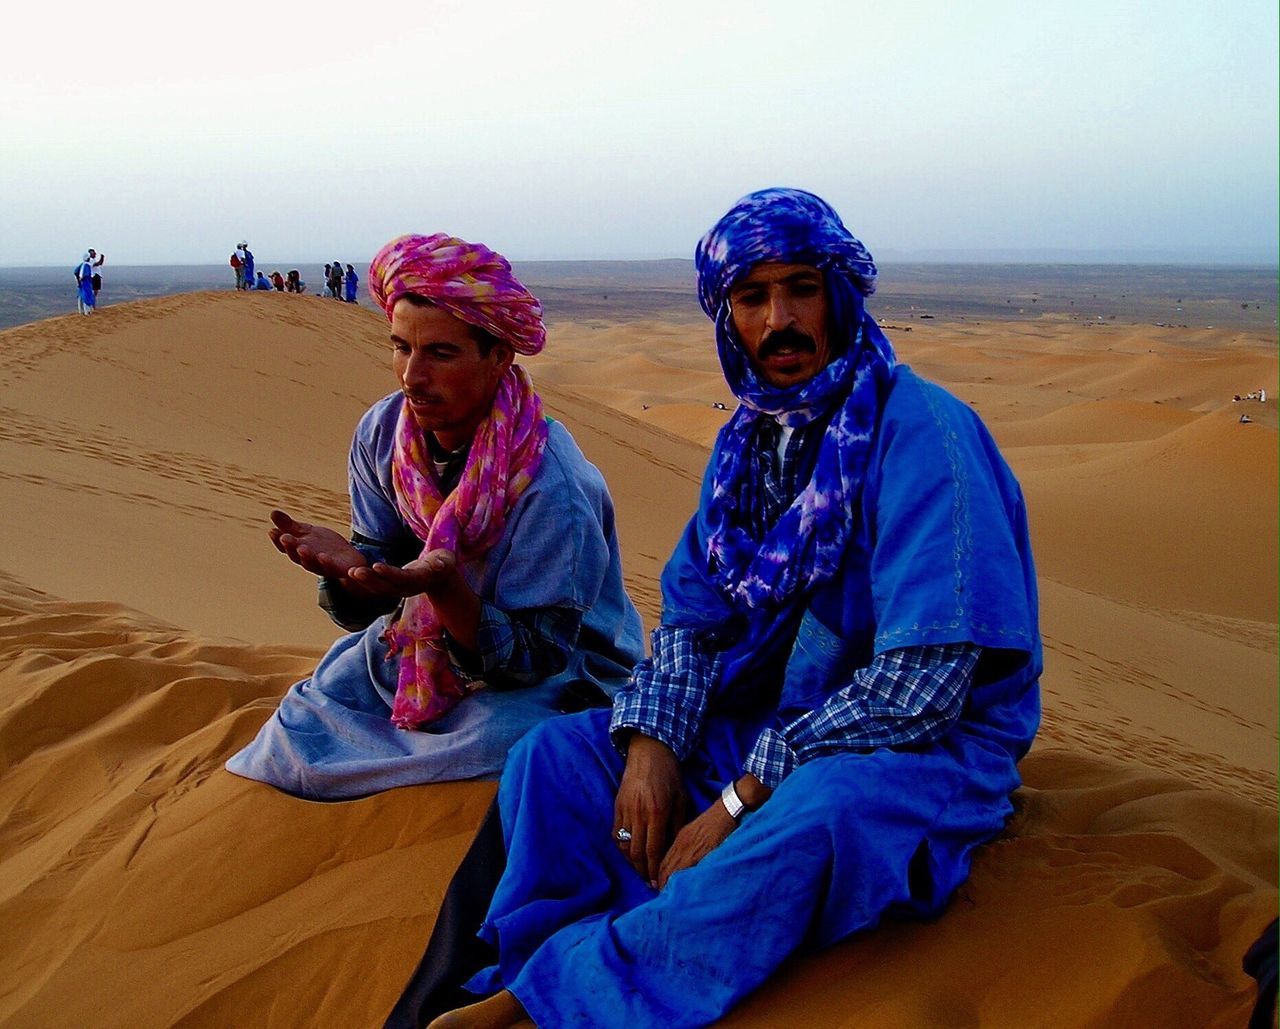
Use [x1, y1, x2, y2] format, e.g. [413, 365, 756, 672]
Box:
[240, 242, 255, 285]
[424, 188, 1042, 1029]
[74, 251, 97, 314]
[344, 262, 359, 303]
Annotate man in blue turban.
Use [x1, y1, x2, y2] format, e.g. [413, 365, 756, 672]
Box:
[420, 188, 1042, 1029]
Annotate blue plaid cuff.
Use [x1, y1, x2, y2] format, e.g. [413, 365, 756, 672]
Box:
[742, 727, 798, 789]
[446, 601, 579, 687]
[783, 643, 979, 755]
[445, 602, 509, 681]
[474, 602, 517, 673]
[609, 627, 717, 760]
[742, 644, 981, 789]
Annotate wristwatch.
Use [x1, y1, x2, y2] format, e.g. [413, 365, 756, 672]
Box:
[720, 780, 749, 821]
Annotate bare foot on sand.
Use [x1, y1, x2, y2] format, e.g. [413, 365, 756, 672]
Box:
[426, 989, 530, 1029]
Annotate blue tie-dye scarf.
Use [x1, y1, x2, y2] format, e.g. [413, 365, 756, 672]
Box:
[694, 187, 897, 610]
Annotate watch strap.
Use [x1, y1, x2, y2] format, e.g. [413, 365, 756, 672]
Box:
[720, 780, 748, 821]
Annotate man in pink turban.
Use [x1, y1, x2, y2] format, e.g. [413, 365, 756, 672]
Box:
[227, 233, 644, 799]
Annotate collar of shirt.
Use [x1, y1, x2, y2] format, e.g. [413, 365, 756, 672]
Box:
[427, 437, 470, 495]
[753, 415, 818, 534]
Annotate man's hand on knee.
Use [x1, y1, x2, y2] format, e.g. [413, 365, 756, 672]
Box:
[656, 801, 737, 889]
[614, 734, 687, 888]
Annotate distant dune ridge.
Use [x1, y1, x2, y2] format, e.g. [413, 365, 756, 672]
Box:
[0, 290, 1275, 1026]
[2, 260, 1277, 332]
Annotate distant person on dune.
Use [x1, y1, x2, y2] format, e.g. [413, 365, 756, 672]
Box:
[328, 260, 344, 299]
[240, 242, 255, 285]
[254, 271, 273, 290]
[344, 262, 359, 303]
[230, 248, 245, 290]
[415, 189, 1042, 1029]
[73, 252, 97, 315]
[270, 270, 285, 291]
[285, 269, 305, 293]
[87, 248, 105, 300]
[226, 232, 643, 799]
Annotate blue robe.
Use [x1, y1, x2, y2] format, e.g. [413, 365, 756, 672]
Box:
[344, 271, 358, 302]
[75, 262, 95, 307]
[468, 366, 1041, 1026]
[226, 394, 645, 799]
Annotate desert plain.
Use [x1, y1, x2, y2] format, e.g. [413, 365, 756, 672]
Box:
[0, 268, 1275, 1027]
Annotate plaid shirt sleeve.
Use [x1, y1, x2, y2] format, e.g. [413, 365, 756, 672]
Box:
[447, 601, 582, 689]
[609, 626, 720, 760]
[742, 642, 980, 789]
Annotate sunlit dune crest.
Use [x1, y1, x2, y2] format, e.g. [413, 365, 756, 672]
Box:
[0, 292, 1274, 1026]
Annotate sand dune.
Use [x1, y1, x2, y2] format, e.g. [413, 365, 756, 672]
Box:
[995, 397, 1198, 445]
[0, 582, 1270, 1027]
[1020, 407, 1277, 623]
[0, 293, 1275, 1026]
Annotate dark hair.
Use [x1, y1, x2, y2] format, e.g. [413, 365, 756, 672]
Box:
[397, 293, 504, 356]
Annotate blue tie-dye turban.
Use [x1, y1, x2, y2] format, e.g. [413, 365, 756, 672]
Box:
[691, 187, 897, 611]
[695, 186, 878, 317]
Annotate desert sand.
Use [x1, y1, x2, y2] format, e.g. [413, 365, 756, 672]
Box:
[0, 290, 1275, 1027]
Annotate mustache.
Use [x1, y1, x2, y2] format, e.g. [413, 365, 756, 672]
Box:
[757, 327, 817, 361]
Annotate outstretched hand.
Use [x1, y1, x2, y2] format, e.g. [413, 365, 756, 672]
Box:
[350, 549, 483, 651]
[271, 511, 481, 640]
[269, 509, 365, 575]
[348, 549, 462, 600]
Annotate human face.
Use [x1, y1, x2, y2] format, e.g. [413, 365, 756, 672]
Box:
[390, 299, 513, 450]
[728, 262, 830, 388]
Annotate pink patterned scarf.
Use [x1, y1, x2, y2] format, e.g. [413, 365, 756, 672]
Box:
[368, 233, 549, 729]
[384, 366, 546, 728]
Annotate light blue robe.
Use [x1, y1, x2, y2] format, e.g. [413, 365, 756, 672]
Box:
[226, 394, 645, 799]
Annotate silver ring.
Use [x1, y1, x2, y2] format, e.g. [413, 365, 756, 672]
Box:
[615, 827, 633, 844]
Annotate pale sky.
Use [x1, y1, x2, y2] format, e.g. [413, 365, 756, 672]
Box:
[3, 0, 1277, 265]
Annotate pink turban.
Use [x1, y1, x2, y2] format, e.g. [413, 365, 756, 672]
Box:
[367, 233, 546, 355]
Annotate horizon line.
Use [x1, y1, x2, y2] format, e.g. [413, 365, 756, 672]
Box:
[3, 254, 1278, 270]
